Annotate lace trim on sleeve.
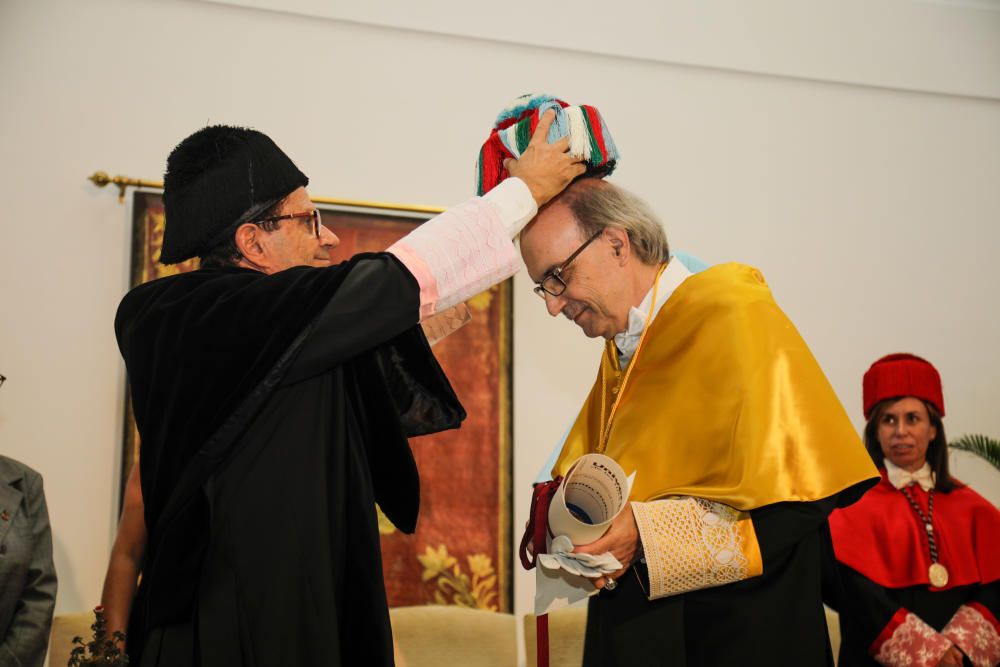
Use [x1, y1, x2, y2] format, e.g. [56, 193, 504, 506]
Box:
[942, 604, 1000, 667]
[631, 497, 763, 600]
[388, 198, 519, 320]
[872, 611, 952, 667]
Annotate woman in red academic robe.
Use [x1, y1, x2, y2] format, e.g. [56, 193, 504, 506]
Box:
[826, 353, 1000, 667]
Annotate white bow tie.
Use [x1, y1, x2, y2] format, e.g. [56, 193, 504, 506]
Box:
[886, 463, 934, 491]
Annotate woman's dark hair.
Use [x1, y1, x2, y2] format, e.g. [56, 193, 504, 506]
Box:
[198, 199, 285, 268]
[864, 397, 956, 492]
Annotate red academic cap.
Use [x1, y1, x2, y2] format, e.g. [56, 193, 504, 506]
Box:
[862, 353, 945, 420]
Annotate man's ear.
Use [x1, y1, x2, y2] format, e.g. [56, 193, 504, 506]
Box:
[234, 223, 267, 267]
[605, 227, 630, 263]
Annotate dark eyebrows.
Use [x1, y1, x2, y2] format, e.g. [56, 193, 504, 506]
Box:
[882, 410, 923, 421]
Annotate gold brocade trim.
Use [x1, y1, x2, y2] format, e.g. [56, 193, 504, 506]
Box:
[631, 498, 763, 600]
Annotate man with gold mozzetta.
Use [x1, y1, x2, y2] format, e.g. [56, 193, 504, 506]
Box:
[515, 176, 880, 664]
[826, 354, 1000, 667]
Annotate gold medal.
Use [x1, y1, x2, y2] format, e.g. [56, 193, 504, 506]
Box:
[928, 562, 949, 588]
[901, 487, 948, 589]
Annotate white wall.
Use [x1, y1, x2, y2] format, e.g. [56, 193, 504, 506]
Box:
[205, 0, 1000, 99]
[1, 0, 998, 661]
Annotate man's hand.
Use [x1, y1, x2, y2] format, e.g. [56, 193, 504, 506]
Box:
[505, 109, 586, 207]
[573, 502, 641, 589]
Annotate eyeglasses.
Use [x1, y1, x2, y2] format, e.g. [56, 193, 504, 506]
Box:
[533, 230, 603, 299]
[251, 209, 323, 238]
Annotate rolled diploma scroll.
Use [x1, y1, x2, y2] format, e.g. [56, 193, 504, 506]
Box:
[547, 453, 632, 546]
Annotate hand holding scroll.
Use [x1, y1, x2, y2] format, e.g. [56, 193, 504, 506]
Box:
[573, 503, 642, 589]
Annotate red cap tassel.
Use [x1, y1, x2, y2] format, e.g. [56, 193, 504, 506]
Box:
[477, 133, 509, 195]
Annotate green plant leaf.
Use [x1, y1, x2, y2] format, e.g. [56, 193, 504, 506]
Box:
[950, 433, 1000, 472]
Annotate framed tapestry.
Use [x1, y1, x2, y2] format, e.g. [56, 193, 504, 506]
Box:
[122, 191, 513, 612]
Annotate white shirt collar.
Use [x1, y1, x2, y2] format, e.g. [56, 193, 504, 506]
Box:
[884, 458, 935, 491]
[614, 258, 692, 366]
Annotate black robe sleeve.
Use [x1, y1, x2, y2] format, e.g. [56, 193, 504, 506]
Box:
[282, 254, 420, 384]
[969, 581, 1000, 620]
[822, 547, 908, 659]
[284, 254, 464, 437]
[281, 252, 464, 535]
[751, 494, 840, 569]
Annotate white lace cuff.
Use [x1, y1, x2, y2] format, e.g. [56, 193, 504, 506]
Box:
[631, 498, 763, 600]
[388, 197, 521, 319]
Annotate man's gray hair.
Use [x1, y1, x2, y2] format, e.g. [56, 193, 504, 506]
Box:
[559, 179, 669, 265]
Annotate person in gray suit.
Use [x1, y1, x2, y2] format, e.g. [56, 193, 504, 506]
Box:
[0, 374, 58, 667]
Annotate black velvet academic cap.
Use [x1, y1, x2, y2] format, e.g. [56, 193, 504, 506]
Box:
[160, 125, 308, 264]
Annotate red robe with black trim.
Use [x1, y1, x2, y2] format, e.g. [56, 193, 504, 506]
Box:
[825, 470, 1000, 666]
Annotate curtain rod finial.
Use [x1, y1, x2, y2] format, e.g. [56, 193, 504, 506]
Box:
[88, 171, 129, 203]
[89, 171, 110, 187]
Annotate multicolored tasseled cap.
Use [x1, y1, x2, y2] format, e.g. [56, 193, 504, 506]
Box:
[475, 93, 619, 196]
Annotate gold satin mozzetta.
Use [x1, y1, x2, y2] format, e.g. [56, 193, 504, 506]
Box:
[553, 263, 878, 510]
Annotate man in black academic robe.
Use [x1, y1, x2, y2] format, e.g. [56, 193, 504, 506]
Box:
[109, 121, 584, 666]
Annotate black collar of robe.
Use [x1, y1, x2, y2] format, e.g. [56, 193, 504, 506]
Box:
[115, 255, 465, 634]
